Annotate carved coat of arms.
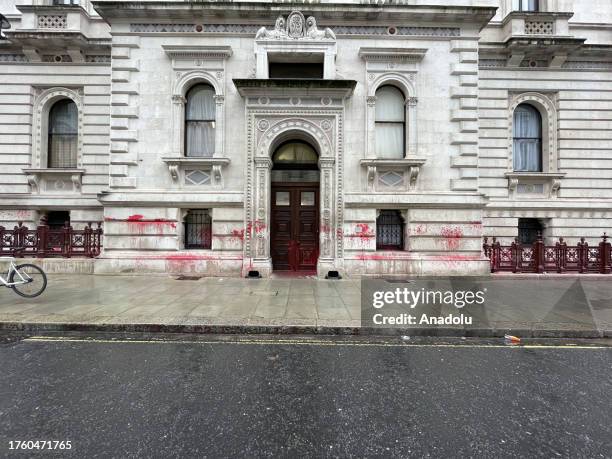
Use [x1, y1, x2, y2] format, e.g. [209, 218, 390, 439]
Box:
[255, 11, 336, 40]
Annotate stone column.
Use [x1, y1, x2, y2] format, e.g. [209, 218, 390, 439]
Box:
[254, 43, 269, 79]
[323, 47, 336, 79]
[318, 157, 336, 275]
[250, 156, 273, 275]
[365, 95, 377, 158]
[214, 94, 225, 156]
[171, 95, 186, 156]
[406, 96, 418, 156]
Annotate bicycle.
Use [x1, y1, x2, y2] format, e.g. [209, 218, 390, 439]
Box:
[0, 257, 47, 298]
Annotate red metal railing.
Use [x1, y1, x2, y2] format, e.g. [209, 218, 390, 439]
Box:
[0, 222, 103, 258]
[483, 233, 612, 274]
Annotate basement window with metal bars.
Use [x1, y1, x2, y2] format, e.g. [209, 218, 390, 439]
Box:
[184, 210, 212, 249]
[376, 210, 405, 250]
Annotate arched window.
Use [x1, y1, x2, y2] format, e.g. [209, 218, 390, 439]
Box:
[513, 104, 542, 172]
[375, 86, 405, 159]
[48, 99, 78, 168]
[272, 141, 318, 170]
[185, 84, 216, 157]
[513, 0, 538, 11]
[376, 210, 405, 250]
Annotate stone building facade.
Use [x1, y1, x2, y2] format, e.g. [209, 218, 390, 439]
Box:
[0, 0, 611, 277]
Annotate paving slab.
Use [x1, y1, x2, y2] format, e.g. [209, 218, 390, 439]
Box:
[0, 274, 610, 338]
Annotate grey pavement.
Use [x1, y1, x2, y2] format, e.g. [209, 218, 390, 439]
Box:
[0, 274, 611, 337]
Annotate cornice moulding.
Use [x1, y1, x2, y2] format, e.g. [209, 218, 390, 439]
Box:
[161, 157, 230, 166]
[233, 78, 356, 98]
[162, 45, 232, 60]
[360, 158, 427, 168]
[91, 1, 496, 27]
[358, 47, 427, 62]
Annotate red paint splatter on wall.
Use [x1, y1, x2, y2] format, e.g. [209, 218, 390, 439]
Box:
[104, 216, 177, 230]
[413, 224, 427, 235]
[231, 229, 245, 240]
[441, 226, 463, 251]
[246, 220, 267, 235]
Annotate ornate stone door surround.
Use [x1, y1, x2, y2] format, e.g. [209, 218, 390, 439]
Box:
[234, 80, 356, 277]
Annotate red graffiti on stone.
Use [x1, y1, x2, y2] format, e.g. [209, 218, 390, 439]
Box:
[441, 226, 463, 251]
[231, 229, 245, 240]
[355, 223, 374, 239]
[105, 215, 177, 229]
[246, 220, 267, 235]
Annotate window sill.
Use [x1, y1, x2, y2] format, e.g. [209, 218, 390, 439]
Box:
[161, 157, 230, 185]
[505, 171, 566, 199]
[360, 158, 427, 192]
[22, 168, 85, 194]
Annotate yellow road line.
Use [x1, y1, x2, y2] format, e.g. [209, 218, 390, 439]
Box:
[23, 336, 611, 349]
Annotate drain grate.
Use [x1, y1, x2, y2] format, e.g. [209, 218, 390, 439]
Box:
[249, 291, 279, 296]
[175, 276, 202, 281]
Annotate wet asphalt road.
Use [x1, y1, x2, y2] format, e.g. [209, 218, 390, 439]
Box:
[0, 333, 611, 458]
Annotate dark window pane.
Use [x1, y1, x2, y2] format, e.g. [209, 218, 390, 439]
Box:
[46, 211, 70, 229]
[269, 63, 324, 79]
[518, 218, 543, 245]
[376, 210, 404, 250]
[185, 210, 212, 249]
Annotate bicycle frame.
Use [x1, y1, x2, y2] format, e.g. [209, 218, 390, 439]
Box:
[0, 259, 32, 287]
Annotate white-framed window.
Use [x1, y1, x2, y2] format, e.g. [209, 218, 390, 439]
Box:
[47, 98, 78, 168]
[513, 103, 542, 172]
[30, 87, 83, 170]
[184, 84, 216, 158]
[375, 85, 405, 159]
[513, 0, 539, 12]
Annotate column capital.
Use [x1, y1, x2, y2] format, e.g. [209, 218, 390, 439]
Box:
[318, 157, 335, 169]
[254, 156, 273, 168]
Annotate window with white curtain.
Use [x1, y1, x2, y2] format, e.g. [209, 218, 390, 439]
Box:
[512, 0, 539, 11]
[48, 99, 78, 168]
[185, 84, 216, 157]
[375, 85, 405, 159]
[513, 104, 542, 172]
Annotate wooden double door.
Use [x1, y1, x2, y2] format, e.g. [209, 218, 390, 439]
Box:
[271, 183, 319, 271]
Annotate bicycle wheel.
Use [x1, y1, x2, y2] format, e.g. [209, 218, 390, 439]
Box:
[10, 264, 47, 298]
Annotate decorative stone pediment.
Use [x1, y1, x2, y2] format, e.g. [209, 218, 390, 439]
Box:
[163, 45, 232, 71]
[255, 11, 335, 41]
[254, 11, 337, 79]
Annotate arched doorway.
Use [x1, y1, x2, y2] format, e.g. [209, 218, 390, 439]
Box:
[270, 140, 319, 271]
